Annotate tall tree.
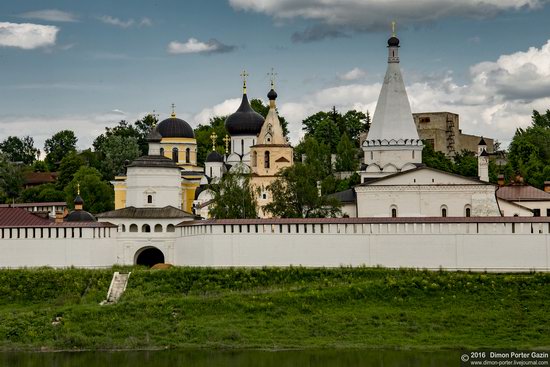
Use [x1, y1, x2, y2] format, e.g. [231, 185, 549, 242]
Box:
[44, 130, 77, 170]
[95, 135, 140, 180]
[209, 168, 257, 219]
[0, 136, 39, 165]
[94, 114, 157, 157]
[335, 133, 358, 172]
[64, 167, 114, 213]
[264, 163, 341, 218]
[0, 154, 24, 203]
[57, 151, 87, 190]
[20, 183, 65, 203]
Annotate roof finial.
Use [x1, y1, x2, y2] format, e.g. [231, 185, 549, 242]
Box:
[267, 67, 277, 89]
[210, 132, 218, 152]
[391, 21, 396, 37]
[240, 70, 249, 94]
[77, 182, 80, 195]
[223, 134, 231, 155]
[170, 103, 176, 118]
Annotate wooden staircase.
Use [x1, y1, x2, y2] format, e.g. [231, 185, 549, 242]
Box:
[100, 272, 130, 305]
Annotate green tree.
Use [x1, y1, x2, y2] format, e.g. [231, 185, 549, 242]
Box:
[0, 136, 39, 165]
[208, 168, 257, 219]
[57, 151, 87, 190]
[0, 154, 24, 203]
[64, 167, 114, 213]
[264, 163, 341, 218]
[44, 130, 77, 170]
[335, 133, 358, 172]
[294, 137, 332, 179]
[507, 110, 550, 188]
[194, 116, 228, 166]
[20, 183, 65, 203]
[422, 143, 454, 173]
[452, 150, 478, 178]
[94, 114, 157, 157]
[31, 160, 49, 172]
[96, 135, 140, 180]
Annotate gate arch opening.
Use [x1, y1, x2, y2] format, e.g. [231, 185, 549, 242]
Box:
[135, 247, 165, 267]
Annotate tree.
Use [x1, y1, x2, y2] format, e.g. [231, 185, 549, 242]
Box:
[422, 143, 454, 173]
[335, 133, 358, 172]
[0, 154, 24, 203]
[20, 183, 65, 203]
[44, 130, 77, 170]
[264, 163, 341, 218]
[0, 136, 39, 165]
[506, 110, 550, 188]
[194, 116, 229, 166]
[208, 168, 257, 219]
[57, 151, 87, 190]
[31, 160, 49, 172]
[95, 135, 140, 180]
[64, 167, 114, 213]
[294, 137, 332, 179]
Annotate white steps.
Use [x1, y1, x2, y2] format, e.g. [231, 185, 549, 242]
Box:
[100, 272, 130, 305]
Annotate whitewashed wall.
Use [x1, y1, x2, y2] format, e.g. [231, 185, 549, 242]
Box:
[176, 221, 550, 271]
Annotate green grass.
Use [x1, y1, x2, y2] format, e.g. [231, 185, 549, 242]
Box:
[0, 267, 549, 351]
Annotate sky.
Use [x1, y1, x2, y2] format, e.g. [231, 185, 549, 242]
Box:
[1, 0, 550, 152]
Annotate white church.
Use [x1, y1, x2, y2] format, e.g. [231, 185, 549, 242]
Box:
[1, 32, 549, 271]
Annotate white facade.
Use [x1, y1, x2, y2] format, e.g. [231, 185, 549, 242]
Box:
[226, 136, 256, 166]
[125, 166, 182, 209]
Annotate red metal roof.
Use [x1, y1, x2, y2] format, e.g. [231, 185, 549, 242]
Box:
[0, 207, 116, 228]
[24, 172, 58, 185]
[0, 207, 51, 227]
[496, 185, 550, 201]
[0, 202, 66, 208]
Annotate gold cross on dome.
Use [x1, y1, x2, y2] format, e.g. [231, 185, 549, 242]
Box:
[77, 183, 80, 195]
[391, 21, 396, 37]
[210, 132, 218, 151]
[223, 134, 231, 154]
[240, 70, 249, 93]
[171, 103, 176, 117]
[267, 67, 277, 88]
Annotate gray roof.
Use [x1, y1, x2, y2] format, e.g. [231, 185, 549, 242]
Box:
[127, 155, 179, 169]
[97, 206, 195, 219]
[359, 166, 492, 186]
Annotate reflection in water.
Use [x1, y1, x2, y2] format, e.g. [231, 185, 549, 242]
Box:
[1, 349, 459, 367]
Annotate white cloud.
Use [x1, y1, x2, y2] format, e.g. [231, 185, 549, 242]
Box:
[98, 16, 152, 28]
[167, 38, 236, 54]
[229, 0, 549, 41]
[0, 22, 58, 49]
[338, 67, 367, 81]
[19, 9, 78, 22]
[194, 98, 241, 125]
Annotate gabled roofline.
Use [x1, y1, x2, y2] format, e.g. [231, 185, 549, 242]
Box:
[358, 166, 494, 186]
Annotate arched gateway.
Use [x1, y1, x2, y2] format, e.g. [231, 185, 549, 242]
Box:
[135, 247, 165, 267]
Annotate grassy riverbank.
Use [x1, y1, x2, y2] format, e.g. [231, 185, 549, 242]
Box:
[0, 267, 549, 351]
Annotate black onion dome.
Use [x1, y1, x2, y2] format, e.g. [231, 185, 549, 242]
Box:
[65, 210, 97, 222]
[206, 151, 224, 163]
[74, 195, 84, 205]
[267, 89, 277, 101]
[388, 36, 400, 47]
[225, 94, 265, 136]
[156, 117, 194, 138]
[146, 127, 162, 142]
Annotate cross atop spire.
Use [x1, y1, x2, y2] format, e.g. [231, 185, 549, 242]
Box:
[210, 132, 218, 151]
[223, 134, 231, 155]
[267, 67, 277, 89]
[170, 103, 176, 118]
[77, 183, 80, 195]
[391, 21, 396, 37]
[240, 70, 249, 94]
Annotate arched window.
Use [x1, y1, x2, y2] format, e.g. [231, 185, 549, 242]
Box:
[264, 151, 270, 169]
[441, 205, 448, 218]
[390, 205, 398, 218]
[209, 167, 213, 177]
[154, 224, 163, 232]
[129, 224, 138, 232]
[241, 139, 244, 155]
[147, 195, 153, 204]
[159, 147, 164, 157]
[142, 224, 151, 233]
[120, 224, 126, 232]
[252, 151, 257, 167]
[172, 147, 178, 163]
[185, 148, 190, 163]
[167, 224, 175, 233]
[370, 151, 374, 160]
[465, 206, 471, 217]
